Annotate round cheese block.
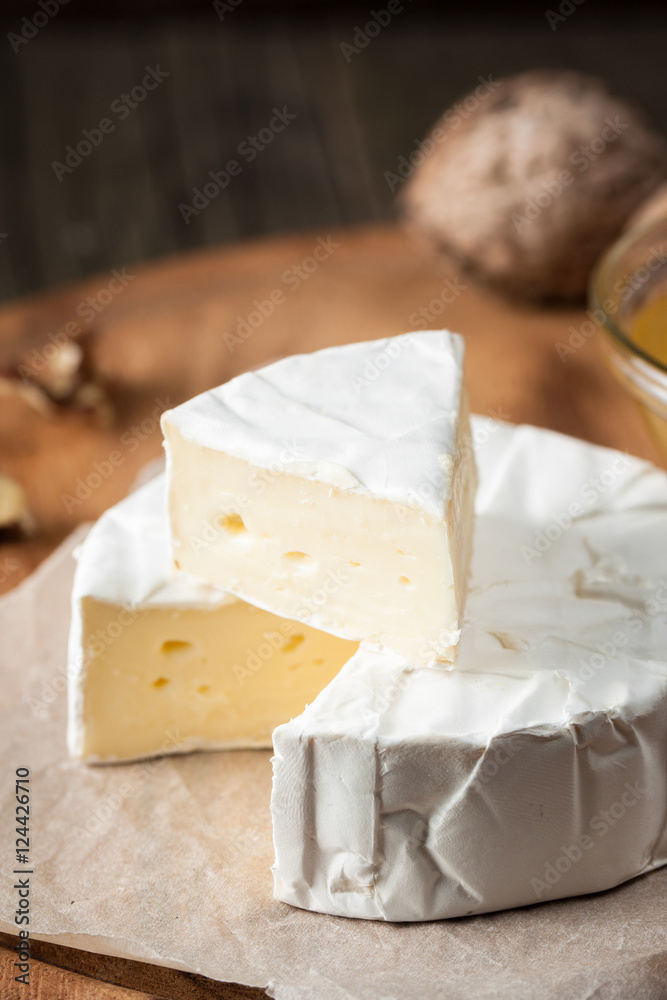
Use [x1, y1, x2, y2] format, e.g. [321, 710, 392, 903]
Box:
[271, 419, 667, 921]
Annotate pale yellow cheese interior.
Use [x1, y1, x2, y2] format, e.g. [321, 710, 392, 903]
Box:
[164, 424, 476, 661]
[79, 595, 358, 762]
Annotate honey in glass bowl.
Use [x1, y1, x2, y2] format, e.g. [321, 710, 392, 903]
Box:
[590, 217, 667, 461]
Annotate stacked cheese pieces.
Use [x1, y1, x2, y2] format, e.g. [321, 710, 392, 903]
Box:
[68, 330, 667, 921]
[68, 331, 475, 762]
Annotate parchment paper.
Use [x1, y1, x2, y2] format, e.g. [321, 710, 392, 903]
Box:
[1, 532, 667, 1000]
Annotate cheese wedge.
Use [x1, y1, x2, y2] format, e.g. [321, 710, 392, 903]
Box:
[67, 474, 357, 763]
[271, 421, 667, 920]
[161, 331, 476, 662]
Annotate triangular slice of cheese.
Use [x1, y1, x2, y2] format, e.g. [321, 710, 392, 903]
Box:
[161, 331, 476, 661]
[67, 474, 357, 763]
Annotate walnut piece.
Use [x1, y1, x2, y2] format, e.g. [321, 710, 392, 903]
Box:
[0, 473, 34, 537]
[402, 71, 667, 301]
[0, 329, 113, 424]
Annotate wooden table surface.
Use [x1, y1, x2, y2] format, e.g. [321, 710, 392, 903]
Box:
[0, 223, 664, 997]
[3, 11, 667, 307]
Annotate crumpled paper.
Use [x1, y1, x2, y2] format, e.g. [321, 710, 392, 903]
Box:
[1, 532, 667, 1000]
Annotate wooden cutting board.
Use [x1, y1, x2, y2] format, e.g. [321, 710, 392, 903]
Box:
[0, 223, 662, 997]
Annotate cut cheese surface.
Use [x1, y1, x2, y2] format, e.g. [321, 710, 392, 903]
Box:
[271, 420, 667, 921]
[67, 474, 357, 763]
[161, 331, 476, 661]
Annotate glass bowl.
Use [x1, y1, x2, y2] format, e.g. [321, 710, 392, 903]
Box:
[590, 216, 667, 460]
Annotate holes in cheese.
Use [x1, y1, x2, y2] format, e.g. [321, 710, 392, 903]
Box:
[399, 576, 412, 586]
[152, 676, 170, 688]
[284, 551, 313, 563]
[160, 640, 194, 657]
[217, 513, 247, 534]
[282, 634, 305, 654]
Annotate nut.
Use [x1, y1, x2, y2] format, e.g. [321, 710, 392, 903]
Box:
[0, 329, 113, 424]
[0, 473, 34, 537]
[402, 70, 667, 301]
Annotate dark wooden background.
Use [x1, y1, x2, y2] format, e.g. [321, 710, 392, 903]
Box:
[2, 1, 667, 305]
[2, 5, 667, 997]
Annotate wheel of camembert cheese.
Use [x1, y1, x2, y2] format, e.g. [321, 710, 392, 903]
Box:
[271, 419, 667, 921]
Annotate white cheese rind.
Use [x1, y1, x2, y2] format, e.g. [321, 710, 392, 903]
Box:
[67, 473, 231, 612]
[162, 332, 465, 516]
[161, 332, 476, 661]
[67, 474, 357, 762]
[271, 421, 667, 921]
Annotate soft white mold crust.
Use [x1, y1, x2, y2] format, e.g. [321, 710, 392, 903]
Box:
[161, 331, 466, 519]
[271, 419, 667, 921]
